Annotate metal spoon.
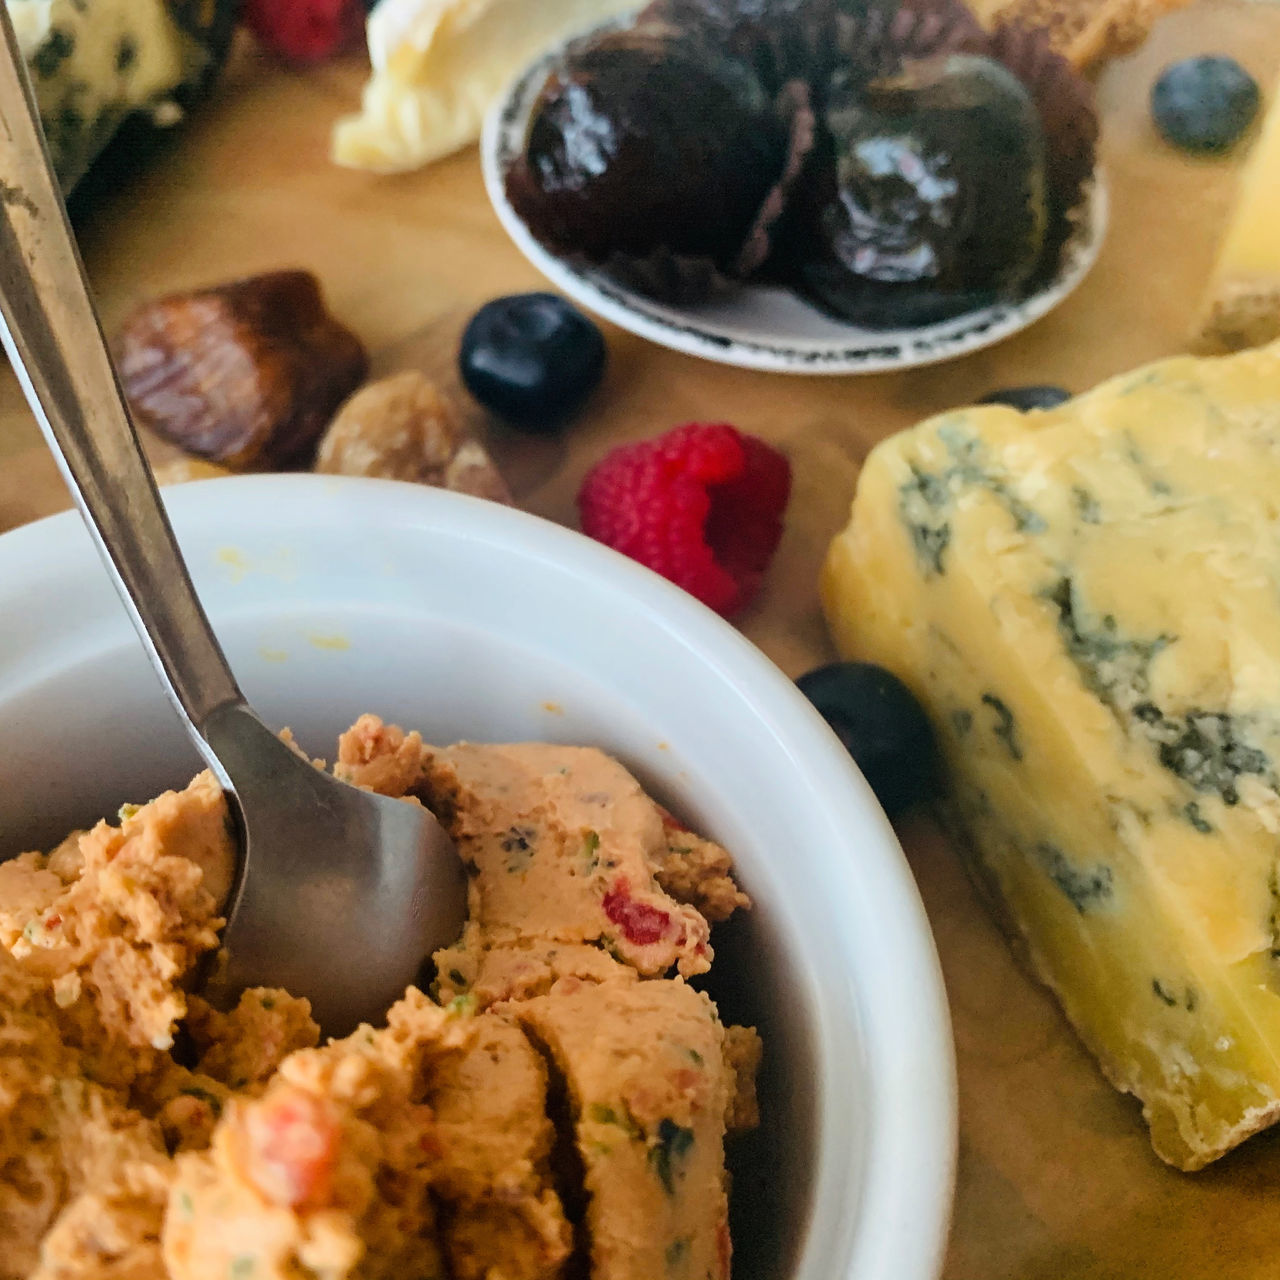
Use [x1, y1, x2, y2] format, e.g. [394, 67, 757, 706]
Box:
[0, 8, 467, 1036]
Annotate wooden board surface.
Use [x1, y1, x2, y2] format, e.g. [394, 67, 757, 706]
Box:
[5, 5, 1280, 1275]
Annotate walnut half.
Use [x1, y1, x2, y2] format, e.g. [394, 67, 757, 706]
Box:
[115, 270, 368, 469]
[315, 371, 511, 504]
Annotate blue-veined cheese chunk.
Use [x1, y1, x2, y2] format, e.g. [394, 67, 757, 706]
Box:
[8, 0, 225, 191]
[823, 340, 1280, 1170]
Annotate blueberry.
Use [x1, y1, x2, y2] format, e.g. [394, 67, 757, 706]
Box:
[1151, 56, 1260, 154]
[459, 293, 606, 432]
[977, 384, 1071, 411]
[797, 662, 938, 818]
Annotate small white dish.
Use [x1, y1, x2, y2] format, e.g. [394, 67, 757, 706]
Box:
[482, 20, 1108, 376]
[0, 475, 956, 1280]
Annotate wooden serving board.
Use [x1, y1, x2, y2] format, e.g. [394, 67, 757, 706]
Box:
[5, 6, 1280, 1275]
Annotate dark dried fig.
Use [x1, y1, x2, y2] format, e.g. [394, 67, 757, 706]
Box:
[505, 26, 803, 282]
[985, 23, 1098, 277]
[795, 53, 1049, 327]
[115, 270, 368, 469]
[640, 0, 839, 95]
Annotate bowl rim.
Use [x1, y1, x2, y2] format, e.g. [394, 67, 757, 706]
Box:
[0, 474, 958, 1280]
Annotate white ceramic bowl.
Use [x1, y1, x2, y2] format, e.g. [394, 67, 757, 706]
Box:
[0, 475, 956, 1280]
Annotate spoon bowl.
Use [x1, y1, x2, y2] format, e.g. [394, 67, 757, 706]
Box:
[202, 704, 465, 1034]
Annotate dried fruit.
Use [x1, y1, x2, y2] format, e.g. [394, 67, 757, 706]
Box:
[506, 24, 810, 285]
[577, 422, 791, 617]
[499, 0, 1097, 325]
[983, 23, 1098, 276]
[115, 270, 368, 469]
[797, 53, 1048, 327]
[314, 371, 510, 503]
[640, 0, 840, 94]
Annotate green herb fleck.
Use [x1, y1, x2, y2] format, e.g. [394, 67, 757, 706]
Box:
[177, 1190, 194, 1220]
[448, 968, 467, 987]
[588, 1102, 642, 1138]
[649, 1118, 695, 1194]
[665, 1238, 691, 1270]
[1152, 979, 1178, 1007]
[181, 1085, 223, 1114]
[685, 1048, 704, 1066]
[501, 825, 536, 872]
[230, 1259, 255, 1280]
[116, 34, 137, 72]
[448, 993, 476, 1017]
[118, 802, 141, 822]
[259, 995, 275, 1010]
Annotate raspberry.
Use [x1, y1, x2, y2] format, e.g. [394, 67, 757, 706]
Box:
[243, 0, 365, 64]
[577, 423, 791, 617]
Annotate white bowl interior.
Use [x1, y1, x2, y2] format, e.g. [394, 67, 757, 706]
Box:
[0, 476, 955, 1280]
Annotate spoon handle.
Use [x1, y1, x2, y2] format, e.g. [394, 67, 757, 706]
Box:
[0, 6, 243, 756]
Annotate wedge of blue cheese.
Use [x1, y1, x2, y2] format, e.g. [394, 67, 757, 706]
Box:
[8, 0, 199, 190]
[823, 340, 1280, 1170]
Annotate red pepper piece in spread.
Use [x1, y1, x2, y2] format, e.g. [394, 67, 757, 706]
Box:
[242, 1088, 340, 1208]
[602, 878, 673, 946]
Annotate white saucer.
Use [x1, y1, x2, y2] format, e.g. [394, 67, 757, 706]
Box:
[481, 21, 1108, 376]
